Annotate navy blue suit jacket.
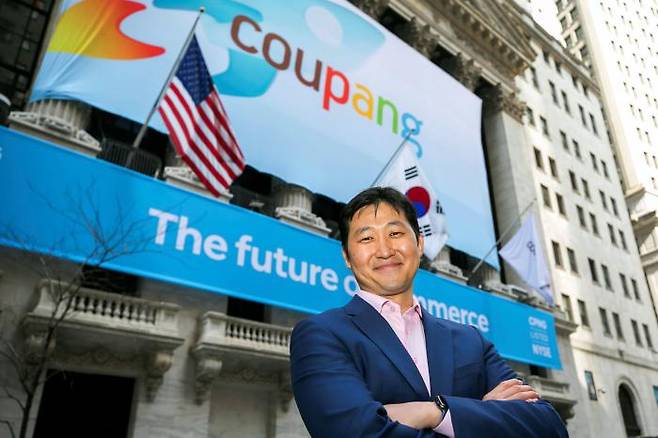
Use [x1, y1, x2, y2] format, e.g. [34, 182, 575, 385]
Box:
[290, 295, 568, 437]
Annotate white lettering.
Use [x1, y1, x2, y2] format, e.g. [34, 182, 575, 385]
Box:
[448, 306, 461, 323]
[273, 248, 288, 278]
[478, 314, 489, 332]
[148, 208, 179, 245]
[203, 234, 227, 261]
[320, 268, 338, 291]
[175, 216, 202, 255]
[309, 264, 322, 286]
[250, 247, 272, 273]
[532, 344, 552, 358]
[422, 297, 489, 332]
[529, 316, 548, 330]
[235, 235, 253, 267]
[343, 275, 359, 296]
[428, 299, 447, 318]
[288, 258, 308, 283]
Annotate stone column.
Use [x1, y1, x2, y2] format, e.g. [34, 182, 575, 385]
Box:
[430, 247, 466, 283]
[480, 83, 536, 290]
[482, 84, 525, 124]
[273, 183, 330, 236]
[445, 54, 482, 92]
[397, 17, 438, 59]
[163, 138, 233, 202]
[163, 164, 234, 203]
[0, 93, 10, 126]
[349, 0, 389, 20]
[9, 99, 101, 156]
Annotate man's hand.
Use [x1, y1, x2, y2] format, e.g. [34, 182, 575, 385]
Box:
[483, 378, 539, 402]
[383, 401, 443, 430]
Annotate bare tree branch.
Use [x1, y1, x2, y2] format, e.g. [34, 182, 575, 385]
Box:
[1, 386, 25, 411]
[0, 182, 162, 438]
[0, 420, 16, 438]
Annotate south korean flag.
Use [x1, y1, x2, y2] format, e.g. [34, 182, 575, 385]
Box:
[374, 144, 448, 260]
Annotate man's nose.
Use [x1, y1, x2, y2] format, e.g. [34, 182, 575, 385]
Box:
[375, 237, 395, 258]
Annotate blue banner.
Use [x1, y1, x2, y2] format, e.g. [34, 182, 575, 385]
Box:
[31, 0, 499, 268]
[0, 127, 560, 368]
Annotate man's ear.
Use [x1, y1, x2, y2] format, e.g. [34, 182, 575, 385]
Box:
[341, 247, 352, 269]
[417, 233, 425, 257]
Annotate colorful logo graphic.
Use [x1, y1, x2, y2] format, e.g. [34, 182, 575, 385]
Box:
[48, 0, 165, 59]
[153, 0, 385, 98]
[406, 186, 431, 218]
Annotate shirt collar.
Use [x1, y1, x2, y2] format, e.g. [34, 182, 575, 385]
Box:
[357, 289, 423, 318]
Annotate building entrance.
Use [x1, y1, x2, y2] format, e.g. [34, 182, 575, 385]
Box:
[618, 384, 642, 437]
[33, 369, 134, 438]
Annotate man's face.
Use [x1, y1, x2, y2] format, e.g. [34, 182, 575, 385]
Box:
[342, 202, 423, 298]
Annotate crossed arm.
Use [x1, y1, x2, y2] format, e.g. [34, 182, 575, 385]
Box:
[384, 378, 541, 431]
[290, 318, 568, 437]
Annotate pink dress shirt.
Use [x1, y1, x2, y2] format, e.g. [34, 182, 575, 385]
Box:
[357, 290, 455, 437]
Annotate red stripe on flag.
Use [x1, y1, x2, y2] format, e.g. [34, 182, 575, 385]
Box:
[162, 93, 231, 190]
[169, 82, 239, 181]
[197, 98, 244, 169]
[160, 104, 223, 196]
[207, 92, 243, 160]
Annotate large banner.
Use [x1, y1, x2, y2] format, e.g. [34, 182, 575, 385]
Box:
[31, 0, 499, 268]
[0, 127, 560, 368]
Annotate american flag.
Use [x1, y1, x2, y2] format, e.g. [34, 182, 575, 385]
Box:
[158, 35, 245, 196]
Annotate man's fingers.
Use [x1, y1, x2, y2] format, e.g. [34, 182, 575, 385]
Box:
[484, 380, 541, 402]
[499, 378, 523, 388]
[503, 389, 540, 401]
[498, 384, 534, 400]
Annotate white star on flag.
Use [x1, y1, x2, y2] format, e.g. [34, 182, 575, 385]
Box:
[374, 144, 448, 260]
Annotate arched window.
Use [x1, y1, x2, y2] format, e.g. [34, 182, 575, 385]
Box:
[618, 384, 642, 437]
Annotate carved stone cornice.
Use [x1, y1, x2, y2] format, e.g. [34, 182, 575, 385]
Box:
[278, 370, 293, 412]
[273, 183, 331, 236]
[23, 330, 55, 364]
[435, 0, 534, 80]
[349, 0, 389, 20]
[452, 54, 482, 91]
[192, 352, 223, 404]
[164, 166, 233, 203]
[52, 347, 139, 369]
[144, 350, 175, 402]
[9, 99, 101, 157]
[191, 312, 294, 409]
[397, 17, 438, 59]
[22, 279, 185, 402]
[482, 84, 525, 123]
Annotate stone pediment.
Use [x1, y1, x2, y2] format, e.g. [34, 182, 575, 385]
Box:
[467, 0, 533, 47]
[432, 0, 536, 79]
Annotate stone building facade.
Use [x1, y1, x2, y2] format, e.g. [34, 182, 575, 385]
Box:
[1, 0, 657, 437]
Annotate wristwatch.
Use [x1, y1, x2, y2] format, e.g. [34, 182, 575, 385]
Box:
[433, 394, 449, 419]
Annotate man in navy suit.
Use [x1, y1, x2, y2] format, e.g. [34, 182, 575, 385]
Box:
[290, 187, 568, 437]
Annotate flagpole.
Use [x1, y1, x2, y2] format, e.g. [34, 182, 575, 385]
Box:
[467, 197, 536, 285]
[131, 7, 205, 150]
[370, 131, 414, 186]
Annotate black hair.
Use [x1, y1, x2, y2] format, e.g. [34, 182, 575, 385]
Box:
[339, 187, 420, 253]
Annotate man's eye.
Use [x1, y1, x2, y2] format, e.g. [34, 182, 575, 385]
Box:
[359, 236, 373, 243]
[390, 231, 403, 237]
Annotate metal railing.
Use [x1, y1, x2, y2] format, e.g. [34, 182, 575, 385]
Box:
[98, 139, 162, 176]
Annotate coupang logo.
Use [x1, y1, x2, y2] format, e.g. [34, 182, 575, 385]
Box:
[154, 0, 426, 155]
[47, 0, 165, 59]
[48, 0, 425, 153]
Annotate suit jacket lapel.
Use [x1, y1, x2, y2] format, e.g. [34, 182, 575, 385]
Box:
[345, 296, 428, 400]
[422, 307, 454, 397]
